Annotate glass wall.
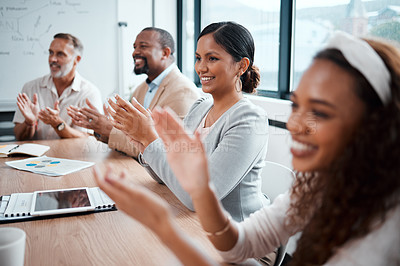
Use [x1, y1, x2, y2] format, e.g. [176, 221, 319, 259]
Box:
[182, 0, 196, 81]
[201, 0, 281, 91]
[187, 0, 400, 97]
[293, 0, 400, 91]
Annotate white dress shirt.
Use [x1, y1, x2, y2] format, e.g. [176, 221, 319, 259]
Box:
[13, 72, 102, 140]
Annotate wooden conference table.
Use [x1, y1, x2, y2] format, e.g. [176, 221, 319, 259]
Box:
[0, 137, 231, 266]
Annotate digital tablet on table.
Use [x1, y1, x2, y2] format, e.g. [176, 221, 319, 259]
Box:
[30, 187, 95, 216]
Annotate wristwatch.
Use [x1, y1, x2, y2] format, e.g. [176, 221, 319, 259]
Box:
[56, 122, 65, 131]
[94, 131, 101, 140]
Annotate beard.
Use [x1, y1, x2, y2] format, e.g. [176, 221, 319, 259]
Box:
[50, 59, 74, 78]
[134, 56, 149, 75]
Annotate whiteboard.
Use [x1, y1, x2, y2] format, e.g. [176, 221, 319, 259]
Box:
[0, 0, 118, 111]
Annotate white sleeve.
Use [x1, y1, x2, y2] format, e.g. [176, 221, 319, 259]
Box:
[84, 86, 103, 114]
[218, 192, 297, 263]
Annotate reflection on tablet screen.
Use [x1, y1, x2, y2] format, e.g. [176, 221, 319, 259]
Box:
[34, 189, 91, 211]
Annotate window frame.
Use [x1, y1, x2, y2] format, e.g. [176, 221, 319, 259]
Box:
[177, 0, 295, 100]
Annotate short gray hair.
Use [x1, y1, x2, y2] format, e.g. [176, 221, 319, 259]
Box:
[53, 33, 84, 56]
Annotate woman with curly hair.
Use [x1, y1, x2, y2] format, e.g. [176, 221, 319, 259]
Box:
[94, 31, 400, 265]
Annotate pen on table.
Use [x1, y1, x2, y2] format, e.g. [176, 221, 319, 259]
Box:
[8, 145, 20, 152]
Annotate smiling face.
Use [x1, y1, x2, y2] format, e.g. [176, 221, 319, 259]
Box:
[287, 59, 366, 172]
[195, 33, 241, 96]
[48, 38, 78, 78]
[132, 30, 165, 80]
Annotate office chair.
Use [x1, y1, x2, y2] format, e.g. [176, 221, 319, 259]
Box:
[260, 160, 295, 266]
[0, 111, 16, 142]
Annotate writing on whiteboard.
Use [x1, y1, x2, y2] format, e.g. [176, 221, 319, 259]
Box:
[0, 1, 90, 56]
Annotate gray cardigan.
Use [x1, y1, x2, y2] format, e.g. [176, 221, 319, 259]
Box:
[140, 96, 269, 221]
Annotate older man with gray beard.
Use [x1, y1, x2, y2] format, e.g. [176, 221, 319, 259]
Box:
[13, 33, 102, 140]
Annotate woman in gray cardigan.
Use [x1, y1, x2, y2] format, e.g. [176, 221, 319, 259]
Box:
[107, 22, 269, 222]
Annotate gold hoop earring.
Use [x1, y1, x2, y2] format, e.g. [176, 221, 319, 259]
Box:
[236, 75, 242, 93]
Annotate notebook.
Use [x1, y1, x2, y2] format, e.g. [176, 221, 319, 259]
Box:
[0, 143, 50, 157]
[0, 187, 116, 224]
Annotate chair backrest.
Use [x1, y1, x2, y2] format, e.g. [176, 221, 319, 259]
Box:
[0, 111, 16, 142]
[261, 161, 296, 266]
[261, 160, 295, 202]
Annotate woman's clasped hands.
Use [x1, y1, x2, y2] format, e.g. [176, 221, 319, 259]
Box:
[106, 94, 158, 152]
[106, 95, 210, 196]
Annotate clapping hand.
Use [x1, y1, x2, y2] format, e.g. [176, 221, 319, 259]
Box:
[38, 100, 63, 127]
[16, 93, 40, 125]
[107, 94, 158, 150]
[152, 108, 210, 198]
[67, 99, 113, 140]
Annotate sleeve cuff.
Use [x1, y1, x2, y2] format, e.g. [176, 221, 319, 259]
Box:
[137, 153, 148, 166]
[142, 138, 164, 163]
[217, 222, 246, 262]
[140, 138, 165, 184]
[108, 127, 120, 147]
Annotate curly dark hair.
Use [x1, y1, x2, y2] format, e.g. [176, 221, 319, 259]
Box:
[288, 39, 400, 265]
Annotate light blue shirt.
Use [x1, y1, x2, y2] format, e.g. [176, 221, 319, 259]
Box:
[143, 64, 175, 109]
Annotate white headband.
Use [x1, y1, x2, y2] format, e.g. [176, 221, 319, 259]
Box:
[324, 31, 391, 105]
